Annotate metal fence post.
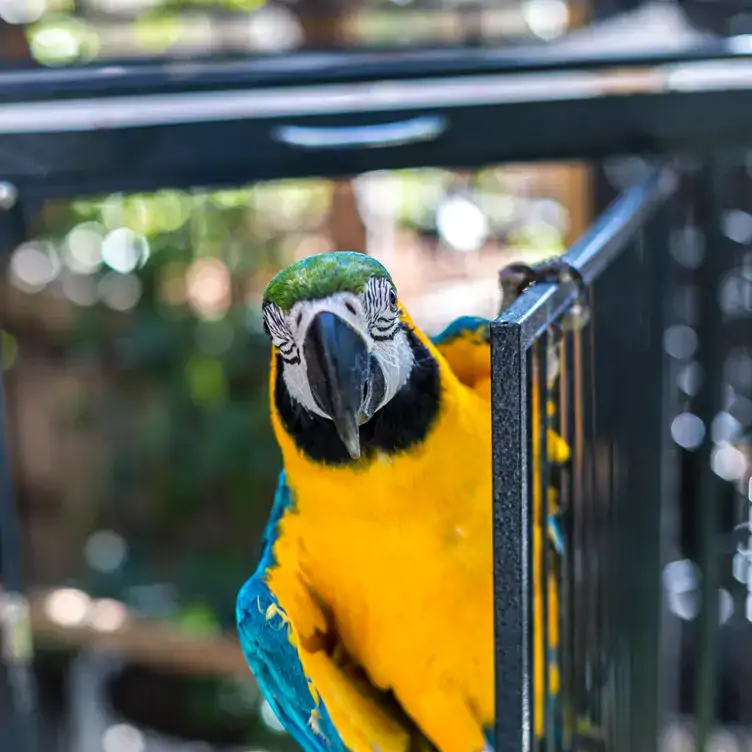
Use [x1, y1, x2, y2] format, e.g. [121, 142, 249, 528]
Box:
[491, 320, 532, 752]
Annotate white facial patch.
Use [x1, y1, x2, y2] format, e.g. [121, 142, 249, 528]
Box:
[263, 282, 414, 420]
[371, 327, 413, 406]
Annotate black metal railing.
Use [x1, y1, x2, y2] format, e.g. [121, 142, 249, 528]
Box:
[491, 159, 752, 751]
[5, 39, 752, 198]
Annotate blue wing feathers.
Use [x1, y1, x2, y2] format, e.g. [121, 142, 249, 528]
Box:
[431, 315, 490, 347]
[237, 471, 348, 752]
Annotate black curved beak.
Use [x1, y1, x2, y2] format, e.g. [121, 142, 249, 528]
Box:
[304, 311, 370, 460]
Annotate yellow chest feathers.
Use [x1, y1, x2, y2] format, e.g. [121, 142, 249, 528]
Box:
[268, 380, 495, 725]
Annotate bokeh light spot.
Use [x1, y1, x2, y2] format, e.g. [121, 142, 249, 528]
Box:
[44, 588, 91, 627]
[102, 723, 145, 752]
[84, 529, 128, 573]
[101, 227, 149, 274]
[9, 241, 61, 292]
[186, 258, 231, 319]
[99, 272, 142, 311]
[670, 412, 705, 450]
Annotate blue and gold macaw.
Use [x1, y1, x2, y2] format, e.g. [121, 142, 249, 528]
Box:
[237, 252, 570, 752]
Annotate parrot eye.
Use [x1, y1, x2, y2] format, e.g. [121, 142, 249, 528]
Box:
[388, 288, 398, 311]
[263, 303, 299, 362]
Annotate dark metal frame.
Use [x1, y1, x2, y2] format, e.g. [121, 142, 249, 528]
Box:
[491, 167, 677, 751]
[1, 40, 752, 199]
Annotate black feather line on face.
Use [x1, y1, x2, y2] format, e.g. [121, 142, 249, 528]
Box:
[274, 326, 440, 466]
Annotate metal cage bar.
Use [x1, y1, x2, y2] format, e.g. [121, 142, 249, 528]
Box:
[491, 166, 677, 752]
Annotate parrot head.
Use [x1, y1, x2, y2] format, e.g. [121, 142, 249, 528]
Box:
[262, 252, 427, 462]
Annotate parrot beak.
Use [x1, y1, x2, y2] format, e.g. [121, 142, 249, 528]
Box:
[304, 311, 370, 460]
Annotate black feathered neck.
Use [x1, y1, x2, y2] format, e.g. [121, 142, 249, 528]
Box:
[274, 326, 441, 466]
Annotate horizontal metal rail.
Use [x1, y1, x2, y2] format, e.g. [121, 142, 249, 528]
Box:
[0, 43, 749, 198]
[495, 165, 676, 348]
[1, 36, 751, 101]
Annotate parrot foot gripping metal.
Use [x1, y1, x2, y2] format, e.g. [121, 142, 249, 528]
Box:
[499, 256, 591, 386]
[498, 255, 591, 332]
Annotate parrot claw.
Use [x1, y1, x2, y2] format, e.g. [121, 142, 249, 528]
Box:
[498, 256, 591, 333]
[499, 256, 590, 388]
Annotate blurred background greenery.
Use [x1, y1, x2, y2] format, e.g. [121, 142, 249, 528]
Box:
[0, 0, 582, 66]
[0, 0, 592, 749]
[2, 166, 580, 750]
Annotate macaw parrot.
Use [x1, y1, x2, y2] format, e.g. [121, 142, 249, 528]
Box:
[236, 251, 572, 752]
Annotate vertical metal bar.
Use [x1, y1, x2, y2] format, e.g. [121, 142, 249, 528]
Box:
[571, 324, 587, 738]
[559, 335, 574, 751]
[531, 338, 553, 748]
[492, 320, 533, 752]
[650, 186, 682, 749]
[583, 296, 601, 734]
[613, 210, 671, 751]
[0, 347, 38, 752]
[538, 334, 554, 752]
[692, 160, 727, 751]
[528, 347, 539, 745]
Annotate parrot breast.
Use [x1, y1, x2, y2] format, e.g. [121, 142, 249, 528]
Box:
[266, 325, 496, 752]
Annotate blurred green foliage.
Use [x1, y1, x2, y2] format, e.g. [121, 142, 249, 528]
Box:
[26, 184, 339, 621]
[10, 164, 566, 745]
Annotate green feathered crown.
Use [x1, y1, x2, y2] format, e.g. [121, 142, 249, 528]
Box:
[263, 252, 393, 311]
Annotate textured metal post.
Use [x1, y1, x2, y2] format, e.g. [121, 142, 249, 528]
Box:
[491, 319, 532, 752]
